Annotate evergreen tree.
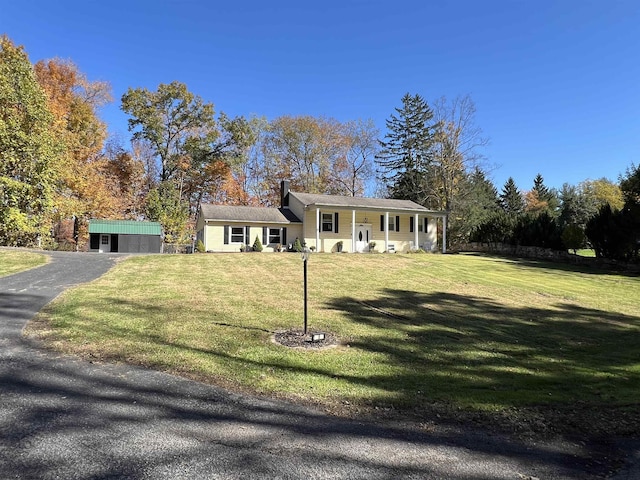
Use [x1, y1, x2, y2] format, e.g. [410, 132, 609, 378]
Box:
[252, 235, 263, 252]
[499, 177, 524, 217]
[376, 93, 437, 205]
[455, 168, 500, 243]
[532, 173, 550, 201]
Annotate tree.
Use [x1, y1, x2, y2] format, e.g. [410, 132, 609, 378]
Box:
[252, 235, 263, 252]
[525, 174, 559, 217]
[584, 165, 640, 262]
[460, 168, 501, 242]
[431, 95, 488, 210]
[182, 113, 258, 212]
[376, 93, 436, 205]
[499, 177, 524, 217]
[145, 181, 188, 243]
[619, 164, 640, 205]
[121, 81, 218, 183]
[100, 138, 147, 219]
[430, 95, 489, 246]
[558, 183, 594, 229]
[0, 36, 62, 246]
[581, 178, 624, 212]
[562, 224, 586, 254]
[34, 57, 118, 243]
[259, 115, 348, 204]
[332, 119, 377, 196]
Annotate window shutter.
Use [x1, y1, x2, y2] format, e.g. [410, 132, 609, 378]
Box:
[245, 227, 250, 245]
[396, 216, 400, 232]
[224, 226, 229, 244]
[334, 212, 339, 233]
[424, 218, 429, 233]
[282, 227, 287, 246]
[410, 216, 414, 233]
[380, 215, 384, 232]
[263, 227, 267, 245]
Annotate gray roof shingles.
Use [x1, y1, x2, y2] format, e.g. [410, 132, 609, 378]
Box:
[200, 204, 301, 224]
[289, 192, 443, 213]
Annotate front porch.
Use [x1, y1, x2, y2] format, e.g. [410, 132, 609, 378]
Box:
[301, 208, 447, 254]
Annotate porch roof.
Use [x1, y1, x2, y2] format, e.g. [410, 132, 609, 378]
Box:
[289, 192, 446, 215]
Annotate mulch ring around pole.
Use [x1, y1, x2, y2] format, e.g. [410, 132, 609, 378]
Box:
[272, 329, 339, 350]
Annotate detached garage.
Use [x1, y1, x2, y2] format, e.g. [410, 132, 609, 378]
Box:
[88, 220, 163, 253]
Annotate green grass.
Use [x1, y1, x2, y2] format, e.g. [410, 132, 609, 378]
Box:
[575, 249, 596, 257]
[0, 249, 47, 277]
[27, 252, 640, 436]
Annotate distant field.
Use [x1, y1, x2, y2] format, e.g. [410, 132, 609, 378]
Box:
[27, 252, 640, 436]
[0, 249, 47, 277]
[575, 249, 596, 257]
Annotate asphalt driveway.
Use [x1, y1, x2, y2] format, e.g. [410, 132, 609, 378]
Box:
[0, 250, 635, 479]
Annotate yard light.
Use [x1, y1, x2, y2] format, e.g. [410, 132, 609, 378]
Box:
[301, 243, 311, 334]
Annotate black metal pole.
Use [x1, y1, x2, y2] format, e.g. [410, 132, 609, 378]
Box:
[303, 257, 308, 335]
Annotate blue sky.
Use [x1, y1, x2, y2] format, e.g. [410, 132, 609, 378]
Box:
[2, 0, 639, 192]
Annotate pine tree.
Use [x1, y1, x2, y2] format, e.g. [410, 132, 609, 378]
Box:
[376, 93, 436, 205]
[252, 235, 263, 252]
[500, 177, 524, 217]
[532, 173, 550, 201]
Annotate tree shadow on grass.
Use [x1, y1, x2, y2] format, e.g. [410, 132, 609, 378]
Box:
[20, 292, 638, 478]
[325, 289, 640, 437]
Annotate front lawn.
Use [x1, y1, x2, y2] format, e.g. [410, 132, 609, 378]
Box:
[27, 252, 640, 436]
[0, 249, 47, 277]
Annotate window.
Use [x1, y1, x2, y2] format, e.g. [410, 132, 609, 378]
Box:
[268, 228, 281, 244]
[231, 227, 244, 243]
[322, 213, 333, 232]
[101, 235, 109, 245]
[388, 217, 395, 232]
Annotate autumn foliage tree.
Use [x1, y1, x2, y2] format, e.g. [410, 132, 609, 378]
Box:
[0, 36, 62, 246]
[34, 57, 119, 246]
[255, 115, 377, 205]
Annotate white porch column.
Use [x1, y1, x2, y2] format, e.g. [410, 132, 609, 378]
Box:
[384, 211, 389, 252]
[351, 209, 356, 253]
[442, 214, 447, 253]
[315, 207, 320, 252]
[414, 213, 419, 251]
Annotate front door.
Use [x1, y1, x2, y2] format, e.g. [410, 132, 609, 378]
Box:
[355, 224, 371, 253]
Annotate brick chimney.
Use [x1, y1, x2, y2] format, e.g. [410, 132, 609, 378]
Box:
[280, 180, 290, 208]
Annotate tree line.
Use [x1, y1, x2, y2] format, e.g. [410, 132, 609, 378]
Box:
[1, 35, 638, 261]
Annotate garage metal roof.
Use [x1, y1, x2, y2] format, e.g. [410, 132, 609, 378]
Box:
[88, 220, 162, 236]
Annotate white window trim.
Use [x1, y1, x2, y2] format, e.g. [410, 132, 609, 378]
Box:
[230, 226, 244, 243]
[321, 212, 334, 232]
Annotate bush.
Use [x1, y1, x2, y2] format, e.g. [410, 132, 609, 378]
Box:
[293, 237, 302, 252]
[196, 240, 205, 253]
[561, 224, 586, 254]
[252, 235, 263, 252]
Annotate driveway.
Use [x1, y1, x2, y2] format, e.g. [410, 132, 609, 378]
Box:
[0, 250, 634, 479]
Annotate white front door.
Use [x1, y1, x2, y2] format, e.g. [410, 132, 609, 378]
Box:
[355, 224, 371, 253]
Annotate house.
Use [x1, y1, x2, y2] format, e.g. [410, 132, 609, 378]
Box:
[196, 181, 447, 253]
[88, 219, 163, 253]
